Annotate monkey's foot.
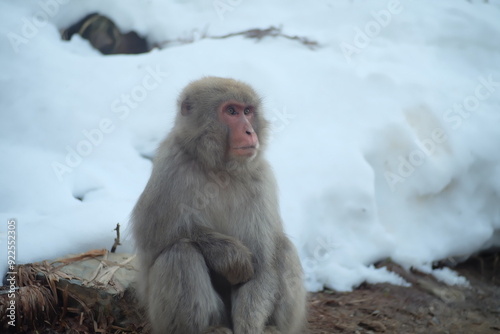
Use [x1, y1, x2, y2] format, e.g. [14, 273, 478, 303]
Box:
[203, 326, 233, 334]
[264, 326, 282, 334]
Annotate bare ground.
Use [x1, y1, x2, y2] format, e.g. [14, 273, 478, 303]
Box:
[1, 252, 499, 333]
[308, 252, 500, 334]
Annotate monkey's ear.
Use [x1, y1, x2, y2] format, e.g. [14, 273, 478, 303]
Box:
[181, 100, 192, 116]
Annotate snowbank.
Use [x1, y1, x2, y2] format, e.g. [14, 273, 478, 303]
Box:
[1, 0, 499, 291]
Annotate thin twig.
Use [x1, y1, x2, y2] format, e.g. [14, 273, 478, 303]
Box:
[111, 223, 121, 253]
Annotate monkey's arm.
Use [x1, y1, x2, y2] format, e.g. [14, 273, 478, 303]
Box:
[192, 227, 254, 285]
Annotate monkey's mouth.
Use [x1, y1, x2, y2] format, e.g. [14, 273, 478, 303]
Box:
[234, 146, 257, 150]
[231, 146, 258, 157]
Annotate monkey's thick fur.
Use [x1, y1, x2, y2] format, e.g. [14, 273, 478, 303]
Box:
[132, 77, 307, 334]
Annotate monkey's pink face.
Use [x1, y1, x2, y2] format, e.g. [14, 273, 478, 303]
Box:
[218, 101, 259, 159]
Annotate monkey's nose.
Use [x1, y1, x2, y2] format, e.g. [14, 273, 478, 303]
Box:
[245, 130, 252, 135]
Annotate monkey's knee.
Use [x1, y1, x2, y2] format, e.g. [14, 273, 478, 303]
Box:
[146, 240, 227, 333]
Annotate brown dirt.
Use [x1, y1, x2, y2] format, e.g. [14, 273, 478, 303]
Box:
[308, 252, 500, 334]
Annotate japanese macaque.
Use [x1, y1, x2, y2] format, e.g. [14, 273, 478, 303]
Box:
[132, 77, 306, 334]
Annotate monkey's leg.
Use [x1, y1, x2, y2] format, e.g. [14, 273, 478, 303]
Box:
[231, 268, 278, 334]
[147, 239, 229, 334]
[269, 237, 307, 334]
[231, 237, 307, 334]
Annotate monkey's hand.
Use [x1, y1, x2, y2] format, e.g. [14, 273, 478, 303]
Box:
[194, 228, 254, 285]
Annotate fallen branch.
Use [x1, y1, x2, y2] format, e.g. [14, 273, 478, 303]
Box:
[52, 249, 108, 266]
[211, 26, 319, 49]
[157, 25, 319, 50]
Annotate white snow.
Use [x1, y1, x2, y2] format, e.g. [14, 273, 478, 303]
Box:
[431, 267, 470, 287]
[1, 0, 500, 291]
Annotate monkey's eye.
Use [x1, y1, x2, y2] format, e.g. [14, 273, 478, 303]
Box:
[244, 108, 251, 115]
[227, 106, 237, 115]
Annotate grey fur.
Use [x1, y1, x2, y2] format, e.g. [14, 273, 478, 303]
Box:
[132, 77, 307, 334]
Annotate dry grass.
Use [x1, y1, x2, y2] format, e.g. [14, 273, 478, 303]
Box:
[0, 252, 146, 333]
